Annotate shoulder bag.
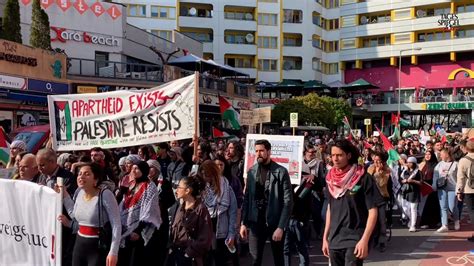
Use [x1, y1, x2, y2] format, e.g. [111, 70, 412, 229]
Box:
[436, 162, 454, 189]
[98, 189, 113, 253]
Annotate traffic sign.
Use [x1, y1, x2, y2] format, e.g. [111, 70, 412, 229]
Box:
[290, 113, 298, 128]
[364, 119, 371, 126]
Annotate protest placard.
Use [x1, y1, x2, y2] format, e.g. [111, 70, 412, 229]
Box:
[243, 134, 304, 185]
[0, 179, 62, 265]
[48, 74, 197, 151]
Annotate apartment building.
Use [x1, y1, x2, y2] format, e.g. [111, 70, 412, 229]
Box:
[118, 0, 474, 128]
[115, 0, 343, 84]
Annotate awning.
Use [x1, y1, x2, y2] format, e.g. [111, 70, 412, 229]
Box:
[168, 54, 217, 72]
[206, 59, 249, 77]
[344, 78, 378, 91]
[327, 80, 347, 88]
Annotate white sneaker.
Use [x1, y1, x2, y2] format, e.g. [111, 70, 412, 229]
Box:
[409, 227, 417, 232]
[454, 221, 460, 231]
[436, 226, 449, 233]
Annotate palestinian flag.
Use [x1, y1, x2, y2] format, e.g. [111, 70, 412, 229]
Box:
[219, 96, 240, 130]
[390, 126, 401, 140]
[399, 117, 411, 127]
[437, 128, 448, 143]
[212, 127, 232, 138]
[343, 116, 354, 139]
[376, 125, 400, 167]
[391, 113, 399, 125]
[0, 127, 9, 166]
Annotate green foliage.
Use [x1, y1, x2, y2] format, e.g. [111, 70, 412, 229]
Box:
[30, 0, 51, 50]
[272, 93, 352, 130]
[2, 0, 22, 43]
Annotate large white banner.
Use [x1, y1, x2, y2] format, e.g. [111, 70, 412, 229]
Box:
[48, 74, 197, 151]
[0, 180, 62, 266]
[244, 134, 305, 185]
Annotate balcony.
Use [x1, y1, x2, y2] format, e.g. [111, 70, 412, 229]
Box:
[346, 91, 474, 113]
[199, 76, 227, 93]
[234, 82, 250, 97]
[68, 58, 162, 82]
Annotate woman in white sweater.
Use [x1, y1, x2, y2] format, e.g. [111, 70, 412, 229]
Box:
[432, 148, 459, 233]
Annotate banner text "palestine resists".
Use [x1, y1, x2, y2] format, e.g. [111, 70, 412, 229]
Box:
[71, 90, 182, 140]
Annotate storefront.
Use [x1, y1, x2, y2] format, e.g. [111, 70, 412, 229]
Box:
[344, 54, 474, 129]
[0, 39, 68, 133]
[199, 92, 253, 136]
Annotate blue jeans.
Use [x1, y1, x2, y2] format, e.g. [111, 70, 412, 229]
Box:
[438, 189, 459, 226]
[284, 219, 309, 266]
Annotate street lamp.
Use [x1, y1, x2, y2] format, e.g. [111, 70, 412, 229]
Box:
[398, 47, 422, 117]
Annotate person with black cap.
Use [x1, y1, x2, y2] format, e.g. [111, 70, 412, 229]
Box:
[118, 161, 162, 266]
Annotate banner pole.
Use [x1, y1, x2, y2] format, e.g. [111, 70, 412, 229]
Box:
[56, 177, 64, 266]
[194, 71, 200, 157]
[259, 123, 263, 134]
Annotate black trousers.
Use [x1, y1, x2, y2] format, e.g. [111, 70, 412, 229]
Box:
[166, 248, 195, 266]
[72, 236, 106, 266]
[248, 221, 285, 266]
[329, 248, 363, 266]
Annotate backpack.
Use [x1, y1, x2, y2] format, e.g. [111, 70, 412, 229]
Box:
[464, 156, 474, 189]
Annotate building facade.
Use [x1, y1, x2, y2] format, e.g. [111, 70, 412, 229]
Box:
[115, 0, 343, 84]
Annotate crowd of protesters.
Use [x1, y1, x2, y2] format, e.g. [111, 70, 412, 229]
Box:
[2, 128, 474, 266]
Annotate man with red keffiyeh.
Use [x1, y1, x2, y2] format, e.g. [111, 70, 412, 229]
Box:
[321, 139, 384, 266]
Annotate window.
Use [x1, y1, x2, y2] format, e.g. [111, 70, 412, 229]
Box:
[151, 6, 176, 19]
[325, 0, 339, 9]
[312, 35, 322, 49]
[361, 35, 390, 47]
[151, 30, 172, 41]
[225, 11, 254, 21]
[360, 12, 391, 24]
[417, 31, 450, 42]
[95, 51, 109, 70]
[341, 0, 357, 5]
[322, 62, 339, 75]
[283, 10, 303, 23]
[258, 36, 278, 48]
[283, 34, 302, 47]
[455, 28, 474, 38]
[323, 18, 339, 30]
[313, 12, 322, 27]
[341, 38, 356, 49]
[323, 41, 339, 53]
[341, 15, 357, 27]
[312, 58, 321, 71]
[258, 0, 278, 2]
[182, 31, 213, 42]
[392, 8, 412, 21]
[258, 59, 278, 71]
[225, 31, 255, 44]
[392, 32, 412, 44]
[128, 4, 146, 17]
[283, 57, 302, 70]
[225, 56, 255, 68]
[417, 6, 450, 17]
[457, 4, 474, 13]
[258, 13, 278, 25]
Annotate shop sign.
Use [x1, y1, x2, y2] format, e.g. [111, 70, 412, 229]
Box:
[257, 98, 281, 105]
[438, 13, 460, 30]
[28, 79, 69, 94]
[0, 74, 27, 90]
[1, 41, 37, 67]
[424, 102, 474, 110]
[21, 0, 122, 19]
[51, 27, 120, 46]
[77, 86, 97, 93]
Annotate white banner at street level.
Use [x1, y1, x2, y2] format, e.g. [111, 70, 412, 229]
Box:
[48, 74, 197, 151]
[0, 179, 62, 266]
[244, 134, 305, 185]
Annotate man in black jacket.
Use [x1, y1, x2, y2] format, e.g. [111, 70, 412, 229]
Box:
[240, 139, 294, 266]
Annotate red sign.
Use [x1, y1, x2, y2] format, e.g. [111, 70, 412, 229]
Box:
[90, 2, 105, 17]
[41, 0, 54, 9]
[21, 0, 32, 5]
[56, 0, 71, 12]
[107, 5, 122, 20]
[73, 0, 88, 15]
